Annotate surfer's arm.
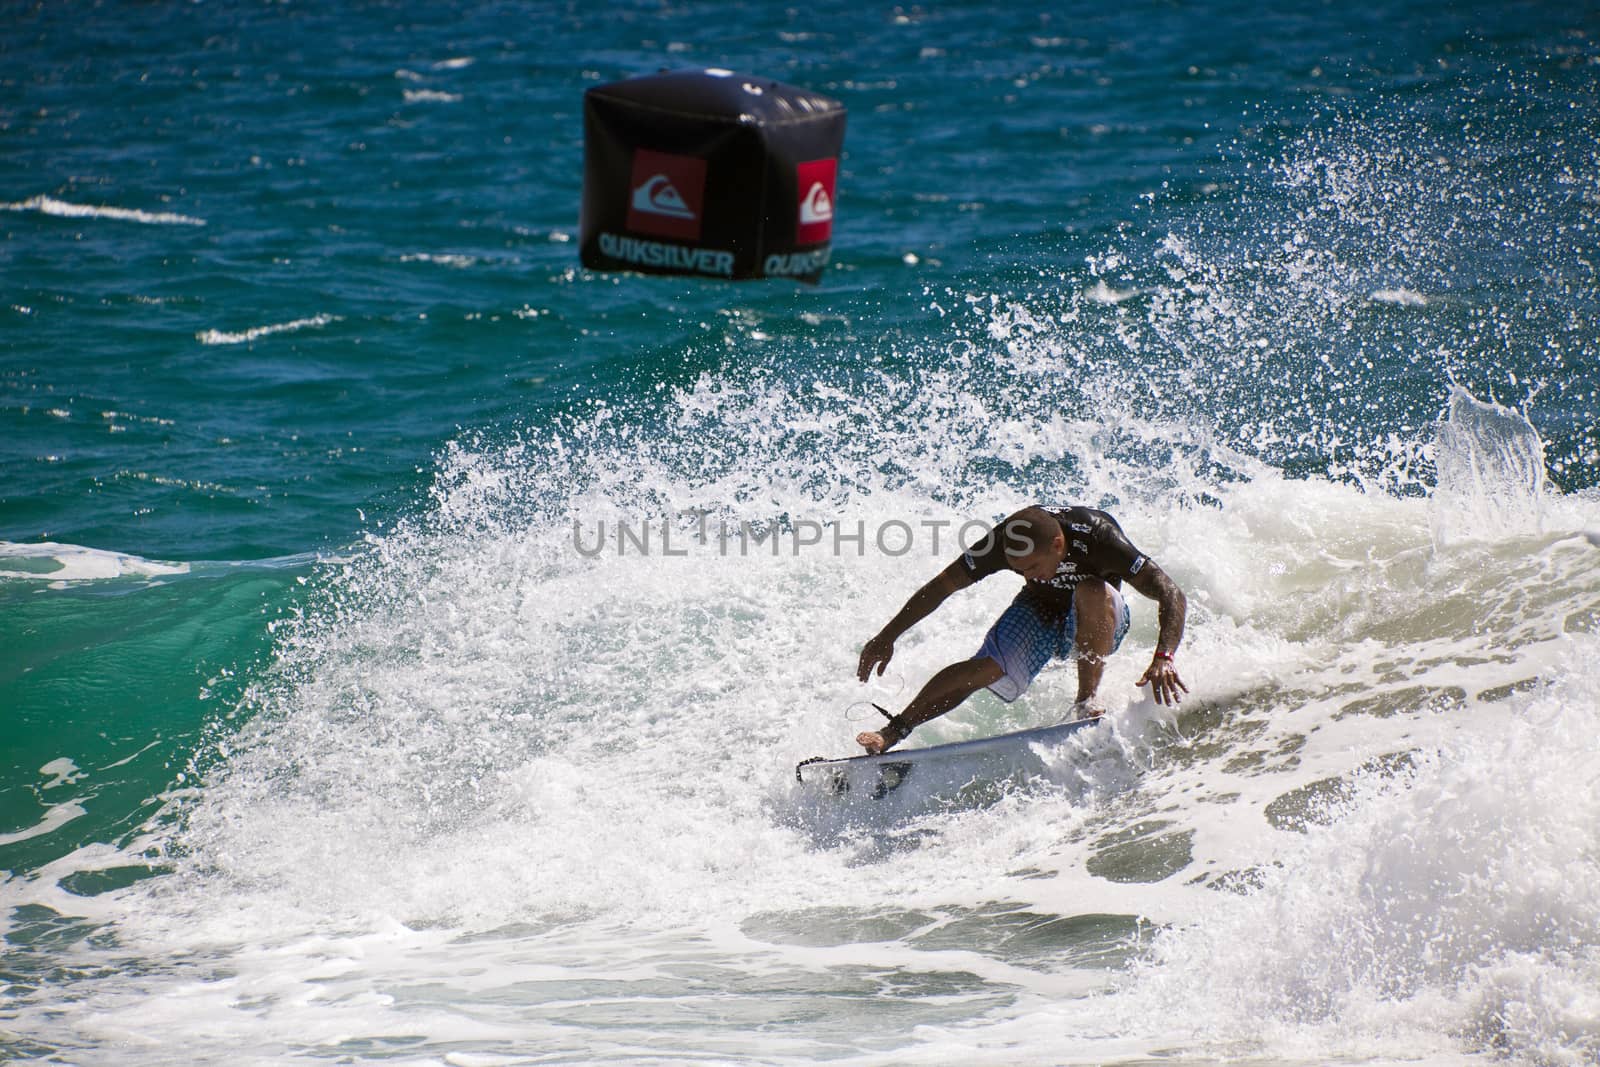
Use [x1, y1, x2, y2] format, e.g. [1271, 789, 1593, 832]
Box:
[857, 560, 974, 681]
[1126, 560, 1190, 705]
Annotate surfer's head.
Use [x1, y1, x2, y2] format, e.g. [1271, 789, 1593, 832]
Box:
[1000, 507, 1064, 581]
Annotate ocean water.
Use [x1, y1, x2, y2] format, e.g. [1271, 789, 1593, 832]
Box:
[4, 2, 1600, 1064]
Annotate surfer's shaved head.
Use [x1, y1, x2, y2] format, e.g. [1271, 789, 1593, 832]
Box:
[1000, 506, 1062, 561]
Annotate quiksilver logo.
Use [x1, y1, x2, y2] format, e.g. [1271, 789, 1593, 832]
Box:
[632, 175, 696, 219]
[626, 149, 705, 240]
[799, 182, 833, 224]
[597, 232, 733, 277]
[763, 248, 831, 277]
[795, 158, 836, 244]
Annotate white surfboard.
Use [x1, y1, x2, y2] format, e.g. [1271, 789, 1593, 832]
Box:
[795, 717, 1104, 802]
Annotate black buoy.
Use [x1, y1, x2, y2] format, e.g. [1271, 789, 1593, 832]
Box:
[580, 68, 846, 284]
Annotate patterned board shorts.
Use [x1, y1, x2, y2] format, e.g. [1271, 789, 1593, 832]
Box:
[976, 584, 1131, 703]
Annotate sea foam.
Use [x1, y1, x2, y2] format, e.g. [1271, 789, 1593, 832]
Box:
[2, 194, 205, 227]
[195, 314, 340, 345]
[0, 541, 190, 582]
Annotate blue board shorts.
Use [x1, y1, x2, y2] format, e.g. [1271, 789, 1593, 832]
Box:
[977, 585, 1131, 703]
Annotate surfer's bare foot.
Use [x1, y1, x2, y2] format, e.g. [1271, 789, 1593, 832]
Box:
[1072, 700, 1106, 721]
[856, 730, 892, 754]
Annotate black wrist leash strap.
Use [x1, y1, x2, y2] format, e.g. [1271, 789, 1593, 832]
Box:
[874, 703, 913, 743]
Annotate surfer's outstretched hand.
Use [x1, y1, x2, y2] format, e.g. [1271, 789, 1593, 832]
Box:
[857, 633, 895, 682]
[1136, 656, 1189, 706]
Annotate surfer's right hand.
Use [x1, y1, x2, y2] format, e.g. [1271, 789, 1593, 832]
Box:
[857, 633, 894, 681]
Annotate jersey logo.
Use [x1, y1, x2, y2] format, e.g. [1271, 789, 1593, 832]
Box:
[1069, 522, 1091, 533]
[1130, 555, 1147, 575]
[1072, 539, 1089, 554]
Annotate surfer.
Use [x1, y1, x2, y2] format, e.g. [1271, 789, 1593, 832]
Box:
[855, 506, 1188, 754]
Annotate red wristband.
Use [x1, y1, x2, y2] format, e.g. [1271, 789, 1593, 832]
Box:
[1153, 651, 1174, 662]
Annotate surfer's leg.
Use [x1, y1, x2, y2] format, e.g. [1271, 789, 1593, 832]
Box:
[858, 591, 1061, 752]
[857, 657, 1004, 754]
[974, 589, 1055, 704]
[1069, 580, 1130, 708]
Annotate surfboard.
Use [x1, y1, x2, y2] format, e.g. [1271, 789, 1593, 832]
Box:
[795, 717, 1105, 801]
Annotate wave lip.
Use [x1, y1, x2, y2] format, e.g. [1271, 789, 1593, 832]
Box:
[2, 194, 206, 227]
[0, 541, 190, 582]
[195, 314, 340, 345]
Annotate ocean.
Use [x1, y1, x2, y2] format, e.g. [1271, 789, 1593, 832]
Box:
[3, 1, 1599, 1063]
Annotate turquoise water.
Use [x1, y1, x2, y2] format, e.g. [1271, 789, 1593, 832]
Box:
[4, 3, 1600, 1063]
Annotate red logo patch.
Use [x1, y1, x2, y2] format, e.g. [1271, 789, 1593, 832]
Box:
[796, 158, 837, 244]
[626, 149, 706, 240]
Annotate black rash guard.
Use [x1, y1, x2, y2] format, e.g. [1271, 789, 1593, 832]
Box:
[958, 505, 1149, 615]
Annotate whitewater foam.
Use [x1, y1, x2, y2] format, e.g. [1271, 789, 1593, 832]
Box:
[195, 314, 340, 345]
[1370, 287, 1428, 306]
[403, 89, 463, 103]
[0, 801, 87, 848]
[1112, 658, 1600, 1063]
[399, 252, 478, 267]
[2, 194, 205, 227]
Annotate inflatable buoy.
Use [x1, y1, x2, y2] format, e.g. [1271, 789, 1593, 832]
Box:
[581, 68, 846, 283]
